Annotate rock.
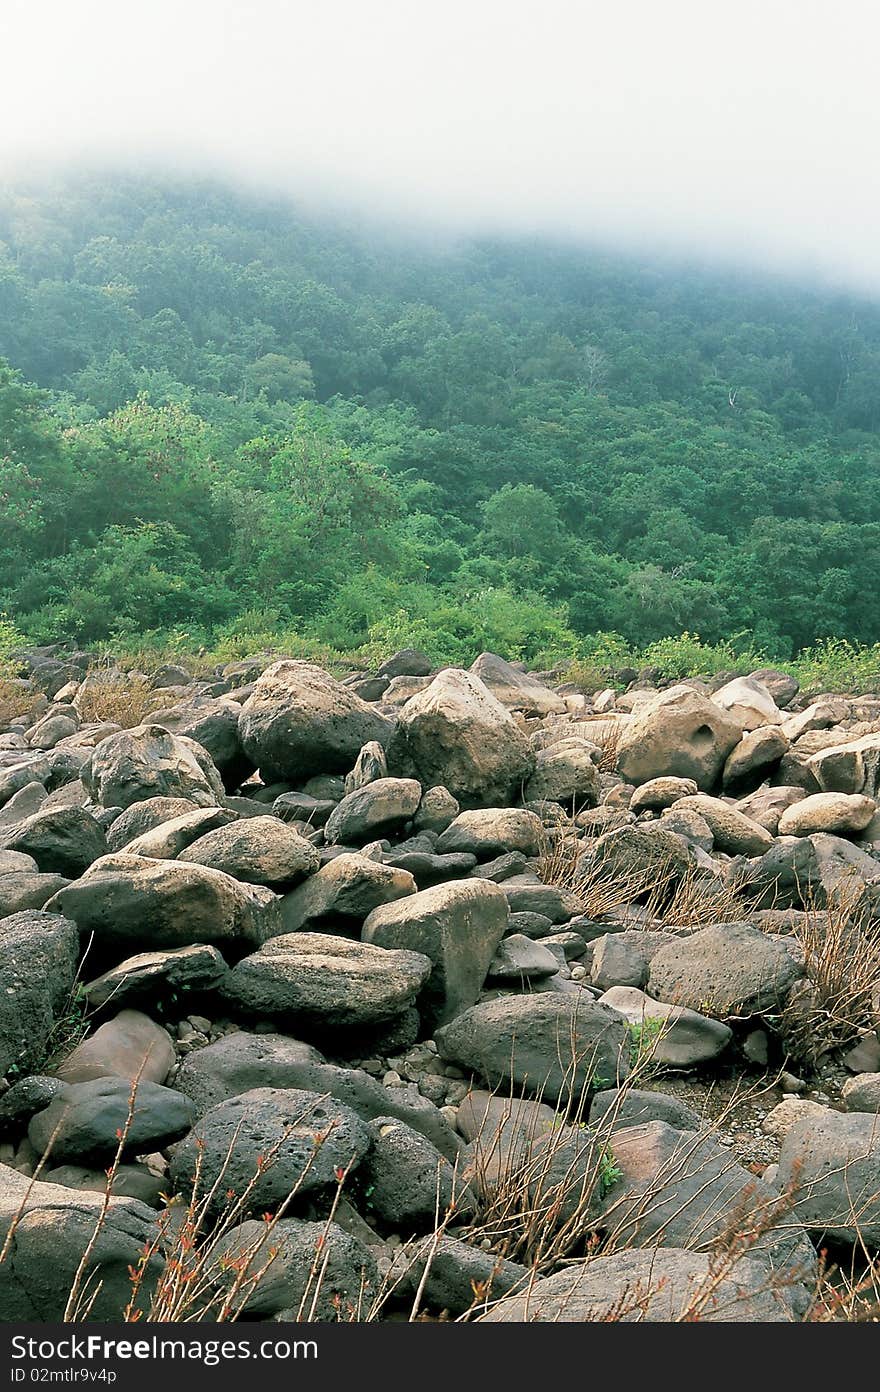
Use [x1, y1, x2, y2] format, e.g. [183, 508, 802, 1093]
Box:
[473, 850, 529, 883]
[778, 1111, 880, 1243]
[435, 808, 544, 858]
[168, 1088, 370, 1214]
[238, 661, 393, 783]
[281, 852, 415, 931]
[386, 849, 477, 885]
[647, 921, 803, 1017]
[178, 815, 320, 886]
[589, 931, 671, 991]
[807, 732, 880, 799]
[29, 1077, 195, 1164]
[106, 796, 200, 851]
[657, 805, 714, 852]
[83, 725, 224, 809]
[468, 653, 565, 716]
[629, 777, 698, 813]
[219, 932, 432, 1031]
[387, 669, 534, 810]
[482, 1247, 801, 1322]
[435, 993, 630, 1106]
[123, 806, 236, 859]
[711, 676, 783, 730]
[82, 943, 227, 1010]
[670, 794, 773, 855]
[842, 1073, 880, 1113]
[376, 649, 433, 681]
[324, 778, 422, 846]
[589, 823, 694, 888]
[390, 1235, 527, 1316]
[501, 881, 582, 921]
[47, 853, 278, 951]
[0, 872, 69, 917]
[362, 879, 508, 1027]
[616, 686, 742, 791]
[722, 726, 789, 791]
[0, 910, 79, 1076]
[842, 1036, 880, 1074]
[487, 934, 559, 981]
[505, 910, 555, 939]
[172, 1032, 457, 1157]
[742, 832, 880, 909]
[343, 741, 388, 795]
[777, 792, 877, 837]
[589, 1088, 702, 1131]
[413, 785, 459, 834]
[0, 849, 39, 873]
[749, 669, 799, 709]
[147, 694, 253, 789]
[598, 985, 733, 1067]
[55, 1010, 175, 1085]
[734, 786, 805, 835]
[43, 1163, 166, 1207]
[210, 1217, 377, 1320]
[524, 740, 600, 808]
[359, 1117, 474, 1228]
[0, 806, 107, 877]
[761, 1097, 834, 1142]
[599, 1121, 815, 1284]
[0, 1164, 162, 1319]
[455, 1088, 558, 1191]
[781, 698, 850, 742]
[0, 1076, 70, 1133]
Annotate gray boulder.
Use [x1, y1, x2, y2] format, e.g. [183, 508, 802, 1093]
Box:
[83, 725, 224, 809]
[0, 909, 79, 1076]
[179, 815, 320, 886]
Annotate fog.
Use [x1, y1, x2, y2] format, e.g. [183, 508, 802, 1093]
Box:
[2, 0, 879, 290]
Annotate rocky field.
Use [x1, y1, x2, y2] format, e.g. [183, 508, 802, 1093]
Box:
[0, 646, 879, 1322]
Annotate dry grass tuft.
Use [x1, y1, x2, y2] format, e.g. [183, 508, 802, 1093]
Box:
[75, 671, 158, 728]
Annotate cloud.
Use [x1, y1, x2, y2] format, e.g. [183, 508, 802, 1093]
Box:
[2, 0, 879, 289]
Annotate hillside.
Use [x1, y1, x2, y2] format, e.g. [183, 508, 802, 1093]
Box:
[2, 175, 880, 665]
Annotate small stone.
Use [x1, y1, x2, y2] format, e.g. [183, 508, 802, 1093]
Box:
[382, 1071, 403, 1088]
[779, 1072, 806, 1094]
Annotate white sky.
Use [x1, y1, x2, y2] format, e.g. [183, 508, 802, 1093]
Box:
[1, 0, 879, 289]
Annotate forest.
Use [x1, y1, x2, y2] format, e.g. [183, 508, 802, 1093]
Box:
[2, 174, 880, 670]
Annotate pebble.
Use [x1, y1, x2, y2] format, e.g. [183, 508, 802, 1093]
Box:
[779, 1071, 806, 1094]
[382, 1070, 404, 1088]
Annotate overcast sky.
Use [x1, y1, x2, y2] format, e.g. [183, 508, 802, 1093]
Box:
[1, 0, 878, 290]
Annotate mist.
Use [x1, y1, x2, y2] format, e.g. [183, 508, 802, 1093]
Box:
[2, 0, 879, 291]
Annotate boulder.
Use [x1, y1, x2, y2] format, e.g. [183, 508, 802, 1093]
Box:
[83, 725, 224, 809]
[147, 694, 253, 789]
[47, 853, 278, 951]
[482, 1247, 800, 1322]
[359, 1116, 474, 1228]
[362, 879, 508, 1027]
[0, 805, 107, 877]
[524, 739, 600, 808]
[672, 794, 773, 856]
[281, 852, 415, 931]
[123, 806, 236, 859]
[629, 777, 698, 813]
[435, 808, 544, 858]
[777, 792, 877, 838]
[647, 922, 803, 1017]
[0, 910, 79, 1076]
[468, 653, 565, 715]
[0, 871, 69, 917]
[55, 1010, 175, 1085]
[749, 669, 799, 709]
[209, 1217, 377, 1320]
[387, 669, 534, 810]
[323, 778, 422, 846]
[390, 1235, 527, 1316]
[598, 985, 733, 1067]
[29, 1077, 195, 1164]
[179, 815, 320, 886]
[343, 741, 388, 795]
[487, 934, 560, 981]
[106, 796, 200, 851]
[808, 732, 880, 798]
[413, 785, 460, 834]
[841, 1074, 880, 1113]
[82, 943, 228, 1010]
[238, 661, 393, 782]
[172, 1032, 457, 1157]
[219, 932, 432, 1030]
[777, 1110, 880, 1243]
[734, 786, 805, 835]
[0, 1164, 162, 1320]
[435, 993, 630, 1105]
[589, 931, 675, 992]
[711, 676, 783, 730]
[722, 726, 789, 791]
[589, 1087, 702, 1132]
[168, 1088, 371, 1214]
[616, 686, 742, 790]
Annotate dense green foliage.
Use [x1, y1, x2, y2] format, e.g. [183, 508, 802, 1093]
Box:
[2, 175, 880, 665]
